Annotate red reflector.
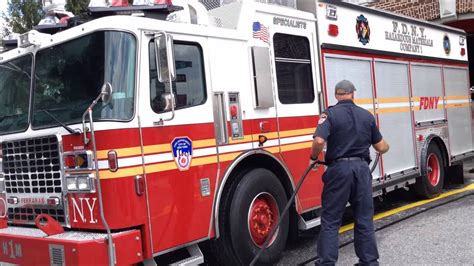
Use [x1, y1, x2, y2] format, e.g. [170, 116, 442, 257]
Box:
[111, 0, 128, 6]
[418, 135, 424, 141]
[461, 48, 466, 56]
[230, 105, 238, 118]
[328, 24, 339, 36]
[154, 0, 172, 4]
[108, 150, 118, 172]
[64, 155, 75, 168]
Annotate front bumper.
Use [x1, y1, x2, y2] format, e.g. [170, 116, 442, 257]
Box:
[0, 227, 143, 265]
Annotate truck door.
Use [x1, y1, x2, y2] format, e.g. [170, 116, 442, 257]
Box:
[273, 32, 324, 211]
[139, 33, 218, 253]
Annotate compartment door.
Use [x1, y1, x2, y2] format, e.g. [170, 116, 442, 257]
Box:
[444, 67, 472, 156]
[374, 60, 416, 174]
[323, 55, 380, 180]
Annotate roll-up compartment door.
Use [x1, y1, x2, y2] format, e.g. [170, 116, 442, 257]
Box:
[411, 65, 445, 123]
[323, 55, 380, 179]
[444, 67, 472, 156]
[374, 61, 416, 174]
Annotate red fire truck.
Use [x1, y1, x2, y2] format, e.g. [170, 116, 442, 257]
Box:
[0, 0, 472, 264]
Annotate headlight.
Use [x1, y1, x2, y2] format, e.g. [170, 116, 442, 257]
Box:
[66, 177, 78, 191]
[66, 174, 95, 192]
[77, 176, 91, 190]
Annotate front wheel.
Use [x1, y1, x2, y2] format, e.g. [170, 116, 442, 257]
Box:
[212, 168, 289, 265]
[414, 143, 445, 198]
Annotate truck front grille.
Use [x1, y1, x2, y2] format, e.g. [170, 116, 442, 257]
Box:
[2, 136, 62, 194]
[1, 136, 66, 225]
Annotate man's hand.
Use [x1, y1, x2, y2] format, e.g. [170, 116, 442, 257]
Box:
[373, 139, 389, 154]
[309, 158, 319, 171]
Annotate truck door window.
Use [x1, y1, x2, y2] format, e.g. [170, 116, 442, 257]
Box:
[149, 41, 206, 113]
[273, 33, 314, 104]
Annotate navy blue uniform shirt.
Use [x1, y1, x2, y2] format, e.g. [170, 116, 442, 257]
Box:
[314, 100, 383, 164]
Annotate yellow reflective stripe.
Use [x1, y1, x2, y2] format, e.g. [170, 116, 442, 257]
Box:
[279, 128, 315, 138]
[445, 95, 469, 100]
[376, 107, 412, 114]
[281, 141, 312, 152]
[376, 97, 410, 103]
[445, 103, 470, 109]
[97, 147, 142, 160]
[354, 98, 374, 104]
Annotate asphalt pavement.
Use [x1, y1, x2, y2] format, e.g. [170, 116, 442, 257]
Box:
[278, 159, 474, 265]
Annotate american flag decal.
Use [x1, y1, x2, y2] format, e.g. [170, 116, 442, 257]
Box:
[252, 22, 269, 43]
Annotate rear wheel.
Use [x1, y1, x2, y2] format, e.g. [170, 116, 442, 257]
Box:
[414, 143, 445, 198]
[212, 168, 289, 265]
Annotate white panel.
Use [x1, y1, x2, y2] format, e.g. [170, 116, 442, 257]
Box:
[324, 56, 374, 108]
[444, 67, 472, 155]
[375, 61, 416, 174]
[444, 67, 469, 95]
[411, 65, 445, 123]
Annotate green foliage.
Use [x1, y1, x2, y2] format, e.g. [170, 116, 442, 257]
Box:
[65, 0, 89, 18]
[3, 0, 44, 34]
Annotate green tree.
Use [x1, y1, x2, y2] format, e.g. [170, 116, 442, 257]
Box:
[65, 0, 89, 18]
[3, 0, 44, 34]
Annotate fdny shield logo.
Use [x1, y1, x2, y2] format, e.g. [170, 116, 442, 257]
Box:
[443, 34, 451, 55]
[356, 14, 370, 45]
[171, 137, 193, 171]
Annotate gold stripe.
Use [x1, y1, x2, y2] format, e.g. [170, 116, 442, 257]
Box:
[445, 103, 470, 109]
[280, 141, 312, 152]
[279, 128, 315, 138]
[445, 95, 469, 100]
[376, 107, 411, 114]
[97, 147, 142, 160]
[339, 183, 474, 233]
[354, 98, 374, 105]
[377, 97, 410, 103]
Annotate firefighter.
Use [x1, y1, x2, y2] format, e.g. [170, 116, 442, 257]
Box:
[310, 80, 389, 265]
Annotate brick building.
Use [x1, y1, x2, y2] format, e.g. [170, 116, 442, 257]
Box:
[364, 0, 474, 85]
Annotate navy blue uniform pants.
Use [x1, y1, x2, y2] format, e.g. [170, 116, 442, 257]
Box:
[317, 160, 379, 266]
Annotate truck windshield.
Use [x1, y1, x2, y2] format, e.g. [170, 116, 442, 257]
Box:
[0, 55, 32, 135]
[32, 31, 136, 129]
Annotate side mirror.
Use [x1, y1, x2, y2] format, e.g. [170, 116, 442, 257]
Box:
[154, 32, 176, 83]
[100, 82, 113, 105]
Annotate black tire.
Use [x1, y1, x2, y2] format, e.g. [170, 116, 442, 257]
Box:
[414, 143, 445, 198]
[211, 168, 289, 265]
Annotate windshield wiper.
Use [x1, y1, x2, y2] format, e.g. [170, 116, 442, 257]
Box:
[36, 109, 80, 135]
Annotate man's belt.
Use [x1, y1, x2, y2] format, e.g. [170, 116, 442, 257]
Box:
[333, 157, 366, 163]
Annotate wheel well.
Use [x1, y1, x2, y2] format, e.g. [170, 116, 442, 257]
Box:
[429, 136, 449, 167]
[224, 153, 294, 200]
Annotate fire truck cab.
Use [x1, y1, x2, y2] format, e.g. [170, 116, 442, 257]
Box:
[0, 0, 471, 264]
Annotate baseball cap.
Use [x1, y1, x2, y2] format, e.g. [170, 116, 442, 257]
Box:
[335, 80, 357, 94]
